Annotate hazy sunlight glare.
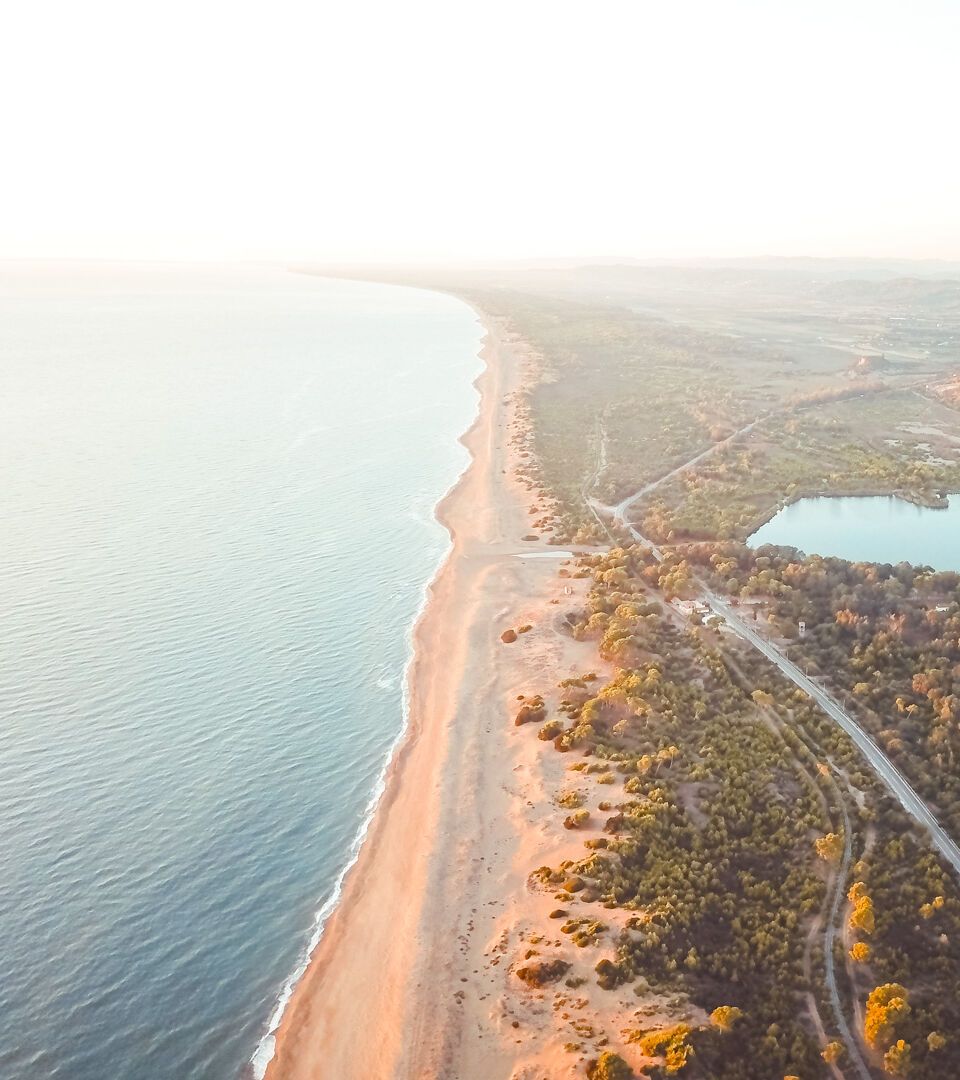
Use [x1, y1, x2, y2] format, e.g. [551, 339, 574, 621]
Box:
[2, 0, 958, 259]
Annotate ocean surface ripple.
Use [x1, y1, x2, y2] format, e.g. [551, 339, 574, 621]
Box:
[0, 264, 482, 1080]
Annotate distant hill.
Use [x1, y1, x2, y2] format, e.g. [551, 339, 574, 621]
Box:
[817, 277, 960, 311]
[519, 256, 960, 280]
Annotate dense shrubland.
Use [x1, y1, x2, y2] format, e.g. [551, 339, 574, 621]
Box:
[515, 545, 960, 1077]
[689, 542, 960, 834]
[522, 549, 837, 1076]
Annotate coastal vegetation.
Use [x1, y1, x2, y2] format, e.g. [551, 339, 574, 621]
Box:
[436, 271, 960, 547]
[513, 547, 833, 1075]
[511, 544, 960, 1076]
[636, 394, 960, 543]
[688, 541, 960, 833]
[362, 263, 960, 1077]
[455, 269, 960, 1077]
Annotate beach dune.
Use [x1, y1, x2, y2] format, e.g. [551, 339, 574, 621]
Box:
[263, 314, 589, 1079]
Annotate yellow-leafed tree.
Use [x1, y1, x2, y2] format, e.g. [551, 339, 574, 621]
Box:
[848, 882, 875, 935]
[822, 1040, 844, 1064]
[883, 1039, 911, 1077]
[849, 941, 871, 963]
[864, 983, 910, 1050]
[815, 832, 843, 863]
[709, 1005, 742, 1031]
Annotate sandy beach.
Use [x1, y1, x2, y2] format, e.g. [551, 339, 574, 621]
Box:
[263, 309, 654, 1080]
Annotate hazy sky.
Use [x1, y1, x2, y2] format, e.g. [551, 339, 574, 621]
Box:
[3, 0, 958, 261]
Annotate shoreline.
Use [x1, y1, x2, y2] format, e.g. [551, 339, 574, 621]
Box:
[262, 306, 517, 1079]
[646, 487, 960, 550]
[248, 294, 486, 1080]
[262, 294, 620, 1080]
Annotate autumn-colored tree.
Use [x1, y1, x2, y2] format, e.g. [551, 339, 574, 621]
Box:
[848, 882, 875, 935]
[913, 672, 935, 695]
[883, 1039, 911, 1077]
[836, 608, 863, 629]
[927, 1031, 946, 1052]
[709, 1005, 743, 1031]
[815, 832, 843, 863]
[751, 688, 774, 707]
[864, 983, 910, 1049]
[919, 902, 935, 919]
[849, 941, 871, 963]
[822, 1039, 844, 1064]
[850, 894, 875, 935]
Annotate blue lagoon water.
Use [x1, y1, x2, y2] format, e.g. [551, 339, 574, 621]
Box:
[0, 264, 482, 1079]
[750, 495, 960, 572]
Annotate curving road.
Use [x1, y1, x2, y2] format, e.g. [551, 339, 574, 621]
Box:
[705, 591, 960, 878]
[600, 465, 960, 881]
[586, 389, 960, 882]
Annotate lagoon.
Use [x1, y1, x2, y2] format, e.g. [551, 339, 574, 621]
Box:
[749, 495, 960, 572]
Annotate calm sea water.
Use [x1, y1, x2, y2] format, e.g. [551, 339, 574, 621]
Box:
[750, 494, 960, 571]
[0, 264, 482, 1080]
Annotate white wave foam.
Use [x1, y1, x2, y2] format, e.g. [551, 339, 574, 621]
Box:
[248, 312, 484, 1079]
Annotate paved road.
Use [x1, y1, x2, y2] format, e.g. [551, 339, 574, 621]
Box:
[596, 377, 931, 528]
[706, 591, 960, 878]
[592, 403, 960, 881]
[607, 511, 960, 880]
[588, 391, 960, 1080]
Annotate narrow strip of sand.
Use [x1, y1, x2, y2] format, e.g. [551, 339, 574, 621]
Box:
[262, 310, 512, 1078]
[263, 307, 611, 1080]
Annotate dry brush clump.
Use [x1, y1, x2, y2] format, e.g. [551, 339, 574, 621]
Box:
[515, 695, 546, 725]
[586, 1051, 633, 1080]
[515, 958, 571, 988]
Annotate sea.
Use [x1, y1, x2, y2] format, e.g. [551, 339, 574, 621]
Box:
[0, 263, 483, 1080]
